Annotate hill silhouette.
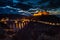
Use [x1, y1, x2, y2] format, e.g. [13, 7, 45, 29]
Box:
[12, 15, 60, 40]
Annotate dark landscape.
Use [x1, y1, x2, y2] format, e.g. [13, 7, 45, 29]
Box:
[0, 14, 60, 40]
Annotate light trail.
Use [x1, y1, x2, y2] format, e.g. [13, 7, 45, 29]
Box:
[31, 20, 60, 26]
[0, 19, 60, 26]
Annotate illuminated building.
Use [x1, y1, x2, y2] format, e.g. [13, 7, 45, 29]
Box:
[33, 11, 49, 16]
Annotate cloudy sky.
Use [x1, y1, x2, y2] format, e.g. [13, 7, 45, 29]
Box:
[13, 0, 60, 9]
[0, 0, 60, 15]
[0, 0, 60, 9]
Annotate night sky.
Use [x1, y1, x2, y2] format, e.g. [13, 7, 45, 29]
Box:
[0, 0, 60, 15]
[0, 0, 60, 9]
[13, 0, 60, 9]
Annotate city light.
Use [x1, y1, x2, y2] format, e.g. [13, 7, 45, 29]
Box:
[0, 17, 60, 31]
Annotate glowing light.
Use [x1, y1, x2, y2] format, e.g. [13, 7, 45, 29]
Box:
[4, 21, 7, 24]
[56, 23, 60, 25]
[16, 23, 19, 28]
[19, 23, 21, 29]
[1, 18, 5, 21]
[33, 11, 49, 16]
[52, 23, 55, 25]
[15, 20, 18, 23]
[33, 12, 42, 16]
[6, 18, 9, 21]
[43, 11, 49, 15]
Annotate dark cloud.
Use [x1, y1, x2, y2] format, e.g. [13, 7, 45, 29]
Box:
[0, 0, 60, 9]
[0, 0, 13, 7]
[13, 0, 60, 9]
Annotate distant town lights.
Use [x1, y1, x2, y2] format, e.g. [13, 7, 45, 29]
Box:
[15, 20, 18, 23]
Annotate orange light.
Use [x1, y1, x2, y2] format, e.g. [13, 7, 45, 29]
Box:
[43, 11, 49, 15]
[33, 11, 49, 16]
[15, 20, 18, 23]
[1, 18, 5, 21]
[33, 12, 42, 16]
[6, 18, 9, 21]
[16, 23, 19, 28]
